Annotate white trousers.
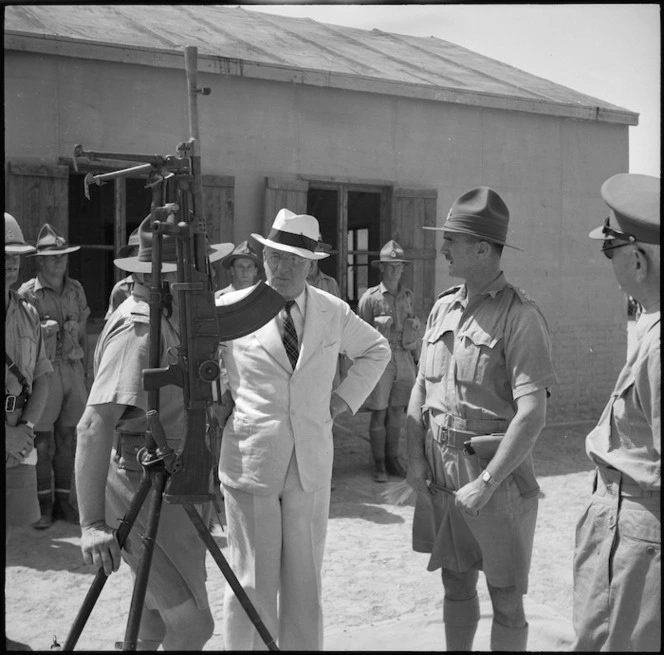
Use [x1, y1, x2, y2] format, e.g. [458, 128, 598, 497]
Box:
[222, 452, 331, 650]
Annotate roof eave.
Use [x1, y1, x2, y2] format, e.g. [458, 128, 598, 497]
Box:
[4, 32, 639, 126]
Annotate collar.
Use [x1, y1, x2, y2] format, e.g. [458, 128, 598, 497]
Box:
[289, 288, 307, 315]
[635, 303, 661, 338]
[378, 281, 403, 296]
[34, 272, 67, 292]
[458, 272, 507, 302]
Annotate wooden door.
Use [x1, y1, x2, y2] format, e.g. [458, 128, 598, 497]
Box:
[390, 186, 438, 320]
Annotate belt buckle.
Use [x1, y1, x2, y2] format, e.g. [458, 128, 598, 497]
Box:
[5, 395, 17, 412]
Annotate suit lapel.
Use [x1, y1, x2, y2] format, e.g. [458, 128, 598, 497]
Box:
[253, 316, 292, 372]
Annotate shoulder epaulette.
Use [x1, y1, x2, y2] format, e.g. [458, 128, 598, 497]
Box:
[437, 285, 462, 300]
[512, 286, 534, 304]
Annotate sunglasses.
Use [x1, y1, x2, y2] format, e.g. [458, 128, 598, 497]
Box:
[599, 217, 640, 260]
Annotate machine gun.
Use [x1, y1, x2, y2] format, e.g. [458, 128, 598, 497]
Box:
[60, 46, 282, 651]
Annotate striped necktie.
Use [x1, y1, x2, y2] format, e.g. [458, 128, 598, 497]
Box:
[282, 300, 299, 369]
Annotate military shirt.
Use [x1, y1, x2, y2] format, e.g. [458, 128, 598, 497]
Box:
[105, 275, 134, 320]
[357, 282, 415, 349]
[308, 271, 340, 298]
[5, 291, 53, 396]
[18, 274, 91, 361]
[87, 284, 185, 449]
[416, 273, 557, 422]
[585, 308, 661, 489]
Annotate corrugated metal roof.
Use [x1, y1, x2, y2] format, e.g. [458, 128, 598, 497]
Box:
[4, 4, 638, 125]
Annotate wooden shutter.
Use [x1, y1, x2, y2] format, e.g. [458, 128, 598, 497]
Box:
[391, 187, 438, 320]
[203, 174, 235, 289]
[5, 161, 70, 286]
[263, 176, 309, 235]
[203, 174, 235, 243]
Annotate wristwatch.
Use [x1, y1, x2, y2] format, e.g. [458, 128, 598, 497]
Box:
[19, 419, 35, 431]
[481, 470, 498, 487]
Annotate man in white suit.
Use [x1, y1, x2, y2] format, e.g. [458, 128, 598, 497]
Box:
[217, 208, 391, 650]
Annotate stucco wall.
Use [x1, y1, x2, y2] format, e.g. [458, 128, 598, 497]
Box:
[5, 51, 630, 423]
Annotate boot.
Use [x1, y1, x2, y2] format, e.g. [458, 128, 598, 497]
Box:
[32, 494, 53, 530]
[443, 595, 480, 651]
[53, 495, 79, 524]
[369, 428, 387, 482]
[490, 619, 529, 651]
[385, 426, 407, 477]
[373, 460, 387, 483]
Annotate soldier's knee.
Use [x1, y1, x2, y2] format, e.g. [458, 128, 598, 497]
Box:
[442, 568, 479, 601]
[487, 584, 525, 627]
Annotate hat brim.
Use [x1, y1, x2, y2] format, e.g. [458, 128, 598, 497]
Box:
[588, 224, 607, 240]
[31, 245, 81, 256]
[251, 234, 328, 260]
[5, 244, 37, 254]
[114, 242, 234, 273]
[422, 225, 524, 251]
[370, 259, 412, 268]
[222, 253, 263, 270]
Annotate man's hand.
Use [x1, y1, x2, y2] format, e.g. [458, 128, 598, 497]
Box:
[406, 453, 434, 499]
[454, 476, 496, 515]
[5, 423, 35, 460]
[80, 521, 122, 576]
[330, 394, 350, 419]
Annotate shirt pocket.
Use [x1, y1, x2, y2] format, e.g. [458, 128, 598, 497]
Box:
[455, 324, 502, 384]
[423, 322, 455, 383]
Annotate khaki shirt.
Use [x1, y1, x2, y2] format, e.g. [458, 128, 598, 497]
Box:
[586, 308, 661, 489]
[308, 271, 340, 298]
[5, 290, 53, 396]
[416, 273, 557, 422]
[358, 282, 415, 349]
[104, 275, 134, 320]
[87, 284, 185, 449]
[18, 274, 90, 361]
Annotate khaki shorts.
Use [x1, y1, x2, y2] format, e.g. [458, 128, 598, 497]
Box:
[106, 458, 211, 611]
[6, 464, 41, 527]
[36, 359, 87, 431]
[363, 349, 416, 410]
[412, 425, 538, 593]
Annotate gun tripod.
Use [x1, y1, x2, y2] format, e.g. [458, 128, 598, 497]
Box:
[60, 421, 278, 651]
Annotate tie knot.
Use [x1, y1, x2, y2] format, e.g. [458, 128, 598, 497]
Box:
[284, 300, 296, 313]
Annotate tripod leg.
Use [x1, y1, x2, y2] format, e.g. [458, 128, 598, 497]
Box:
[183, 503, 279, 651]
[62, 472, 152, 651]
[117, 469, 169, 651]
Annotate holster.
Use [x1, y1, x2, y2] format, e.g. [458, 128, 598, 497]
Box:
[464, 433, 540, 498]
[113, 430, 145, 472]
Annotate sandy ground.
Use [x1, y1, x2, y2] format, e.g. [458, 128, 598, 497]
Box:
[5, 413, 595, 651]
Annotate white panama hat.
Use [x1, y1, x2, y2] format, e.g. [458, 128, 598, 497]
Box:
[252, 208, 329, 261]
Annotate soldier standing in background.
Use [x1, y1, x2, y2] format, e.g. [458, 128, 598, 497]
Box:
[5, 212, 53, 651]
[214, 239, 263, 297]
[18, 224, 90, 529]
[358, 240, 420, 482]
[306, 241, 341, 297]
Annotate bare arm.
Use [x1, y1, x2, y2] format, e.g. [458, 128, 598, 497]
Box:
[455, 389, 547, 513]
[406, 374, 433, 497]
[75, 402, 127, 575]
[21, 371, 50, 427]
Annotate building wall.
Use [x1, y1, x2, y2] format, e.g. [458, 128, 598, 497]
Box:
[4, 50, 630, 423]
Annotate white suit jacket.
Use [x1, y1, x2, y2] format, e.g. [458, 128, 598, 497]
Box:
[218, 284, 390, 494]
